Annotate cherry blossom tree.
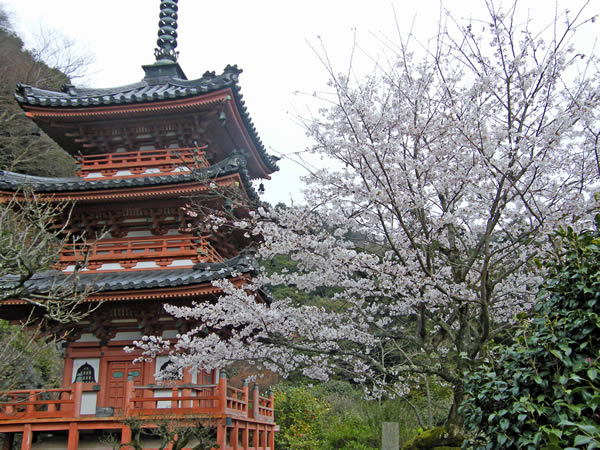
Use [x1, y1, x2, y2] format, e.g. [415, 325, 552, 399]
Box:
[136, 1, 600, 429]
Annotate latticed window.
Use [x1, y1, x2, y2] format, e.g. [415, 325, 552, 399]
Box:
[75, 362, 96, 383]
[159, 360, 182, 380]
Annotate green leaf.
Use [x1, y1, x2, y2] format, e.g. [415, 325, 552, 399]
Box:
[575, 423, 599, 435]
[497, 433, 508, 446]
[588, 368, 598, 381]
[573, 435, 592, 446]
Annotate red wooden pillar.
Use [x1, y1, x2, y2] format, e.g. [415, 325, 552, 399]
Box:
[182, 368, 192, 408]
[20, 424, 32, 450]
[242, 379, 249, 416]
[216, 424, 227, 450]
[252, 423, 259, 448]
[121, 425, 132, 450]
[252, 384, 259, 419]
[260, 424, 266, 450]
[72, 382, 83, 418]
[218, 371, 228, 414]
[241, 423, 249, 449]
[232, 420, 239, 449]
[268, 427, 275, 450]
[67, 422, 79, 450]
[63, 357, 74, 387]
[123, 377, 135, 416]
[171, 386, 179, 409]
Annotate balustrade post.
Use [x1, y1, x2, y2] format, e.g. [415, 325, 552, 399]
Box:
[218, 370, 228, 414]
[252, 383, 259, 419]
[242, 378, 249, 416]
[182, 368, 192, 408]
[171, 386, 179, 409]
[72, 382, 83, 418]
[123, 375, 135, 416]
[25, 391, 35, 416]
[269, 394, 275, 420]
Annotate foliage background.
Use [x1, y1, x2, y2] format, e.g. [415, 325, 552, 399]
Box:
[461, 216, 600, 449]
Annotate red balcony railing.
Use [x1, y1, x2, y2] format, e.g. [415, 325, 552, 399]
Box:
[0, 387, 76, 420]
[76, 147, 209, 178]
[59, 235, 223, 270]
[0, 378, 274, 423]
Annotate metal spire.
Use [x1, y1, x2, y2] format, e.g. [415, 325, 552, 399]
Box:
[154, 0, 179, 62]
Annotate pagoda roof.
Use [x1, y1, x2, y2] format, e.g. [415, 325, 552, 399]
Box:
[0, 253, 255, 300]
[15, 65, 279, 176]
[0, 154, 260, 202]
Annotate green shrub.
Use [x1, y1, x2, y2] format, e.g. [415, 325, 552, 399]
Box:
[460, 216, 600, 449]
[274, 384, 329, 449]
[273, 380, 453, 449]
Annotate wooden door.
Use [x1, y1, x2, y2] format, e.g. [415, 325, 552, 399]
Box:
[105, 360, 144, 412]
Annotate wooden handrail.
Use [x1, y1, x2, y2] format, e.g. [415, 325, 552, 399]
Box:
[59, 235, 223, 266]
[76, 147, 209, 177]
[131, 384, 218, 390]
[0, 388, 75, 419]
[0, 382, 274, 422]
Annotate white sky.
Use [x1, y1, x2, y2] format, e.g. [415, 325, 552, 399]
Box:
[2, 0, 599, 205]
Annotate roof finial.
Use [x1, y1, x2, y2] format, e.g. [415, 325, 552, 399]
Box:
[154, 0, 179, 62]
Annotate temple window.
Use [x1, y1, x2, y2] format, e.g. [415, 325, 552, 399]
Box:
[74, 362, 96, 383]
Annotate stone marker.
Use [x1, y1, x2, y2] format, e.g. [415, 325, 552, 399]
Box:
[382, 422, 400, 450]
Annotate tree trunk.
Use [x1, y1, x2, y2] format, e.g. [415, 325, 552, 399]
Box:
[446, 380, 465, 436]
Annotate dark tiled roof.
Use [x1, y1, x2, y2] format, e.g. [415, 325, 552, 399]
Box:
[15, 65, 279, 173]
[0, 254, 255, 296]
[0, 154, 260, 202]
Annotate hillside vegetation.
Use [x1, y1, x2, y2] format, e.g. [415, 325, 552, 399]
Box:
[0, 6, 76, 176]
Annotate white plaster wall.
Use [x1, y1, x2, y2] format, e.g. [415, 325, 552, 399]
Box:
[168, 259, 193, 267]
[155, 389, 174, 409]
[127, 230, 153, 237]
[113, 331, 143, 340]
[97, 263, 123, 271]
[80, 392, 97, 415]
[162, 329, 178, 339]
[133, 261, 159, 269]
[75, 333, 100, 343]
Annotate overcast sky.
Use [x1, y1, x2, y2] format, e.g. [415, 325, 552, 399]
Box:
[2, 0, 599, 204]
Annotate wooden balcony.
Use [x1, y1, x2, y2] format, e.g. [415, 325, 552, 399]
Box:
[0, 378, 273, 423]
[0, 376, 276, 449]
[0, 388, 77, 420]
[76, 147, 210, 179]
[127, 379, 274, 422]
[59, 235, 223, 271]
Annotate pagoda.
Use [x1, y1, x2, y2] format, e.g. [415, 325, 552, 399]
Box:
[0, 1, 278, 449]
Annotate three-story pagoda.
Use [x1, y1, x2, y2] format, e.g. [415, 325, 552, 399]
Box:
[0, 1, 278, 449]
